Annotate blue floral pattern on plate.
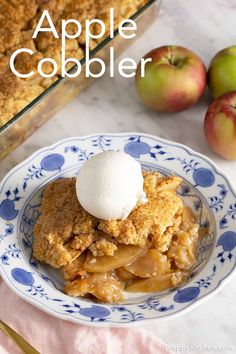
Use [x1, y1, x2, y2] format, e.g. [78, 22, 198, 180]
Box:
[0, 133, 235, 326]
[22, 154, 65, 190]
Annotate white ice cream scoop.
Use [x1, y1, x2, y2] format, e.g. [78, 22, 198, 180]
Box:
[76, 151, 147, 220]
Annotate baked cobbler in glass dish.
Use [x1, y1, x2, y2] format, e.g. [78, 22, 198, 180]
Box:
[0, 0, 150, 127]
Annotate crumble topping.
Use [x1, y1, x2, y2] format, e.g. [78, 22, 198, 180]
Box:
[99, 190, 183, 247]
[89, 238, 118, 257]
[33, 172, 202, 303]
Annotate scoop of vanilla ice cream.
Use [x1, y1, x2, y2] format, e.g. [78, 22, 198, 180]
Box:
[76, 151, 147, 220]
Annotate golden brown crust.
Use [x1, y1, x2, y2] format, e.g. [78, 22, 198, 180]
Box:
[151, 211, 183, 252]
[143, 171, 182, 197]
[99, 190, 183, 247]
[33, 177, 97, 268]
[89, 238, 118, 257]
[0, 0, 38, 53]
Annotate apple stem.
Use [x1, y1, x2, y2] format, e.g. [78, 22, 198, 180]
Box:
[167, 55, 175, 65]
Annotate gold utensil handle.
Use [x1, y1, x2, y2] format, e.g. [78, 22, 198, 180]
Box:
[0, 320, 40, 354]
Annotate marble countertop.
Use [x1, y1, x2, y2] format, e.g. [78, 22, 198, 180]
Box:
[0, 0, 236, 353]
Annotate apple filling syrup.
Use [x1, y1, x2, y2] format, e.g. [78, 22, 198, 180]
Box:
[64, 206, 201, 299]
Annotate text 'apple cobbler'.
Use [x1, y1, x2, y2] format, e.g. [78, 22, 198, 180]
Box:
[0, 0, 149, 127]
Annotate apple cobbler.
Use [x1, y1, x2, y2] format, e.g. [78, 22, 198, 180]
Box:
[33, 171, 202, 303]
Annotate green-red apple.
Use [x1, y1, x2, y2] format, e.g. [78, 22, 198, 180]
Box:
[135, 45, 206, 113]
[204, 91, 236, 160]
[208, 46, 236, 98]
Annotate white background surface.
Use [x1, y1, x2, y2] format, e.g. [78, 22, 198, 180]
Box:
[0, 0, 236, 353]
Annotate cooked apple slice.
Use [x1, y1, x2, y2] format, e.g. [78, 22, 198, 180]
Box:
[115, 267, 138, 281]
[84, 244, 146, 272]
[64, 273, 124, 303]
[168, 228, 199, 270]
[156, 176, 183, 192]
[125, 271, 186, 292]
[61, 252, 87, 281]
[124, 249, 171, 278]
[181, 206, 196, 230]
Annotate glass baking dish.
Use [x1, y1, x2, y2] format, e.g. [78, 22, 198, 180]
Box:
[0, 0, 161, 160]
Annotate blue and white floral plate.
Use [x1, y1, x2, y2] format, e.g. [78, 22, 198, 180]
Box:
[0, 133, 236, 326]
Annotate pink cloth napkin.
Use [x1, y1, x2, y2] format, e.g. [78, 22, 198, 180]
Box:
[0, 278, 172, 354]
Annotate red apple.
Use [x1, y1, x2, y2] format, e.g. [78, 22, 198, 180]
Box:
[135, 45, 206, 113]
[208, 46, 236, 98]
[204, 91, 236, 160]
